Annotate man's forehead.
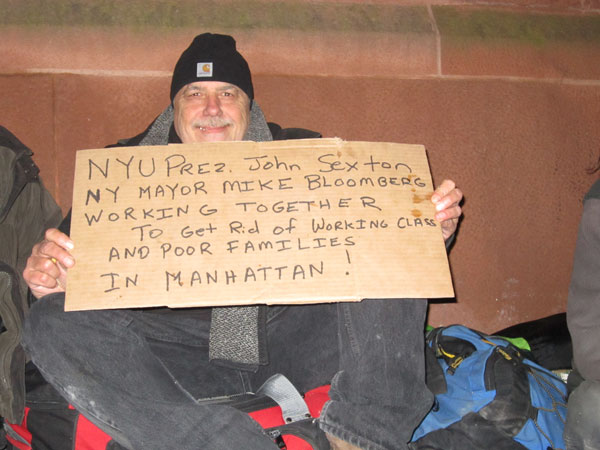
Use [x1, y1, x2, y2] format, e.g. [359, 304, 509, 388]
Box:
[183, 81, 242, 92]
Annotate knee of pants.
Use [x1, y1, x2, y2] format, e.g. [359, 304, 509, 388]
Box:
[22, 293, 74, 355]
[567, 380, 600, 429]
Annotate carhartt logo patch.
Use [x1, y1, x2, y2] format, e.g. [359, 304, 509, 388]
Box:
[197, 62, 213, 77]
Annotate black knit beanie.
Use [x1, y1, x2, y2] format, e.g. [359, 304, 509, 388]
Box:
[170, 33, 254, 103]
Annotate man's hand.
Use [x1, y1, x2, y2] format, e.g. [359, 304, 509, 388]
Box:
[431, 179, 463, 242]
[23, 228, 75, 299]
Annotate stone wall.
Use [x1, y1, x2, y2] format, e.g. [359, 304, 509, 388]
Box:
[1, 0, 600, 332]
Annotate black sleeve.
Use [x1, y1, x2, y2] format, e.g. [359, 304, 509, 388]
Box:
[267, 122, 321, 140]
[58, 209, 72, 237]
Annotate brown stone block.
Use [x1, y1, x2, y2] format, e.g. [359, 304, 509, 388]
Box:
[0, 29, 181, 75]
[435, 6, 600, 80]
[256, 74, 600, 331]
[1, 27, 437, 79]
[241, 30, 438, 78]
[442, 40, 600, 80]
[0, 74, 58, 199]
[409, 80, 600, 331]
[0, 26, 186, 73]
[52, 74, 171, 210]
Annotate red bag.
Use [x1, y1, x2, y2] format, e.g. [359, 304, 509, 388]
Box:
[5, 365, 330, 450]
[6, 405, 113, 450]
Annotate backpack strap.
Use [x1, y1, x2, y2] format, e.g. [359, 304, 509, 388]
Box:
[256, 374, 329, 450]
[427, 326, 477, 375]
[256, 373, 312, 424]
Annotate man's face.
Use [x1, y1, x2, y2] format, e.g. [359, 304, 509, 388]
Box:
[173, 81, 250, 143]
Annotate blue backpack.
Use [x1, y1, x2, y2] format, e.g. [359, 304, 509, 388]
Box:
[410, 325, 568, 450]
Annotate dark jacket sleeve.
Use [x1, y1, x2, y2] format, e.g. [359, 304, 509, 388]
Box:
[567, 186, 600, 381]
[268, 123, 321, 140]
[58, 209, 72, 237]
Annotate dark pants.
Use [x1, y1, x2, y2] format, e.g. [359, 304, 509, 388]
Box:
[564, 380, 600, 450]
[22, 295, 432, 450]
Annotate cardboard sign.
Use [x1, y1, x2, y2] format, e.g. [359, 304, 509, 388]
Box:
[65, 139, 454, 311]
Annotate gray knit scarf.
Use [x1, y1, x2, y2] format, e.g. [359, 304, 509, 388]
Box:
[139, 102, 272, 371]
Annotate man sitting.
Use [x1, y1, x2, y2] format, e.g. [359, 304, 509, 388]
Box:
[22, 33, 463, 450]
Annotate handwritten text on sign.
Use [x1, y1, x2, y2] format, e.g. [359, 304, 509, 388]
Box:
[65, 139, 454, 311]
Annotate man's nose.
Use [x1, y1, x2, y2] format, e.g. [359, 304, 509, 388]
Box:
[203, 94, 222, 116]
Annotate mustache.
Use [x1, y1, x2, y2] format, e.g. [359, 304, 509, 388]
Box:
[192, 118, 233, 128]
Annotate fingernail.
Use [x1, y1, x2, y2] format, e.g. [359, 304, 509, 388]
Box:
[65, 241, 74, 250]
[64, 257, 75, 267]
